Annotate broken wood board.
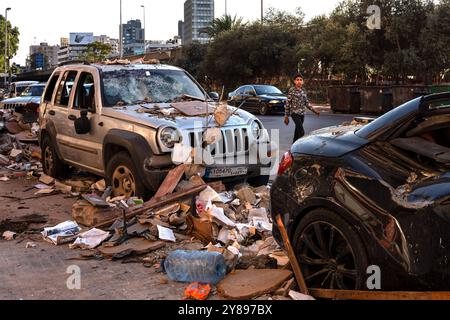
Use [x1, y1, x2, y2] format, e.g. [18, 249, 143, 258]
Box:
[217, 269, 293, 300]
[98, 238, 165, 260]
[94, 184, 207, 229]
[153, 165, 187, 199]
[170, 101, 215, 116]
[72, 200, 123, 227]
[309, 289, 450, 301]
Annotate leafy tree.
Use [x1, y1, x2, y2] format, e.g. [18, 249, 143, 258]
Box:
[81, 41, 112, 63]
[200, 14, 245, 39]
[0, 14, 20, 74]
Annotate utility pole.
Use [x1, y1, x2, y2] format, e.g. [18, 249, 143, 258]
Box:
[119, 0, 123, 58]
[261, 0, 263, 24]
[225, 0, 227, 16]
[4, 7, 11, 90]
[141, 5, 146, 54]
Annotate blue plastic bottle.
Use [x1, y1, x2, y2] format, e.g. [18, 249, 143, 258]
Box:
[164, 250, 227, 285]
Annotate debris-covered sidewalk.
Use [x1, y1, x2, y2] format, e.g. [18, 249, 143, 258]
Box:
[0, 125, 311, 300]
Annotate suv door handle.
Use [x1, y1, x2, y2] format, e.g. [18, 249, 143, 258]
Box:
[48, 110, 56, 116]
[68, 115, 77, 121]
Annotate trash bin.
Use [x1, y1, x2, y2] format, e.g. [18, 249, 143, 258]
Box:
[431, 85, 450, 94]
[360, 86, 393, 115]
[328, 85, 360, 113]
[391, 85, 429, 107]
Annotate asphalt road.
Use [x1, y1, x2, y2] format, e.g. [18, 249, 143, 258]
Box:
[257, 111, 360, 155]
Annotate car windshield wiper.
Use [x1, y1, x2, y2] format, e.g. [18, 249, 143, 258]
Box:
[168, 94, 206, 103]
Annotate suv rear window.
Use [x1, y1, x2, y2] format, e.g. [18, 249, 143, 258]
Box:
[55, 71, 78, 107]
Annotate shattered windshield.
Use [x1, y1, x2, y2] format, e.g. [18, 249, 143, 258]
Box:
[101, 69, 206, 107]
[20, 85, 45, 97]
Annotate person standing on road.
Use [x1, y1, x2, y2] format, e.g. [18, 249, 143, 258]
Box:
[284, 74, 320, 143]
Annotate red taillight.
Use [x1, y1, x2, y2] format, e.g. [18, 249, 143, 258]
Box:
[278, 152, 293, 176]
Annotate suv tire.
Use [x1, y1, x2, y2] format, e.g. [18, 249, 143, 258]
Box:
[293, 209, 369, 290]
[259, 103, 270, 116]
[106, 151, 147, 199]
[41, 135, 67, 179]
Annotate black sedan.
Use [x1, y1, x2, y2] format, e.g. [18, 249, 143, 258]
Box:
[271, 92, 450, 291]
[228, 85, 287, 115]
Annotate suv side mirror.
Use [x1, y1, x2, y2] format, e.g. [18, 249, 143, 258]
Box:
[74, 110, 91, 134]
[209, 92, 220, 102]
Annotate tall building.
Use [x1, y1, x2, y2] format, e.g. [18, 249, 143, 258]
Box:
[94, 35, 120, 57]
[27, 42, 60, 70]
[60, 37, 69, 47]
[121, 19, 145, 55]
[183, 0, 214, 45]
[57, 32, 94, 64]
[178, 20, 184, 40]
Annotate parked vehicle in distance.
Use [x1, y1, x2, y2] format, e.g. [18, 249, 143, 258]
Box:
[39, 62, 273, 199]
[271, 93, 450, 291]
[9, 81, 39, 98]
[228, 85, 287, 116]
[0, 83, 46, 123]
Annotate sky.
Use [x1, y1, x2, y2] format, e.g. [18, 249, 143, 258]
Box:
[3, 0, 341, 65]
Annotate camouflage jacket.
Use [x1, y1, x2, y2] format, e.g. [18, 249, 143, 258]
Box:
[285, 87, 314, 116]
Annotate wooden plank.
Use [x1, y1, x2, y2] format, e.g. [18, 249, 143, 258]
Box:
[94, 184, 207, 229]
[153, 165, 187, 199]
[309, 289, 450, 300]
[275, 214, 309, 296]
[170, 101, 215, 116]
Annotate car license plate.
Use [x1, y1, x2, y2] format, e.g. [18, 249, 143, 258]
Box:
[206, 167, 248, 178]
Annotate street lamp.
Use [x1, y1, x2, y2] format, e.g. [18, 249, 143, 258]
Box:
[141, 4, 146, 54]
[119, 0, 123, 58]
[4, 7, 11, 90]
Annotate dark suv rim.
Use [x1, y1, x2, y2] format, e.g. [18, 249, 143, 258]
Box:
[44, 145, 54, 174]
[112, 165, 136, 198]
[297, 221, 358, 290]
[260, 104, 268, 115]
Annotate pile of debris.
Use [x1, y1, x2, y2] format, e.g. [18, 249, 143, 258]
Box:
[1, 162, 310, 300]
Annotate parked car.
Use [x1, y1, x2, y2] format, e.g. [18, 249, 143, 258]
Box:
[271, 93, 450, 291]
[0, 83, 46, 123]
[9, 81, 39, 98]
[39, 63, 273, 199]
[228, 85, 287, 116]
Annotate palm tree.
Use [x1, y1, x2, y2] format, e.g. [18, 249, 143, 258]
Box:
[201, 14, 245, 39]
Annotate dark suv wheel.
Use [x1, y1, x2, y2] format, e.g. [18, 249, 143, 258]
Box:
[293, 209, 369, 290]
[106, 151, 148, 199]
[41, 135, 67, 179]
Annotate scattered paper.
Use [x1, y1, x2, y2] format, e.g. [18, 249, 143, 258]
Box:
[26, 242, 37, 249]
[198, 186, 223, 203]
[172, 143, 193, 164]
[2, 231, 16, 241]
[34, 184, 50, 190]
[39, 174, 55, 185]
[34, 188, 55, 195]
[208, 205, 236, 228]
[10, 149, 22, 158]
[70, 228, 110, 249]
[0, 176, 10, 182]
[42, 221, 81, 245]
[157, 225, 176, 242]
[289, 290, 316, 301]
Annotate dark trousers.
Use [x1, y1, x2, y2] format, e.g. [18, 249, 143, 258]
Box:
[291, 114, 305, 143]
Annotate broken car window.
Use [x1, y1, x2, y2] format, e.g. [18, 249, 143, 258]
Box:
[101, 69, 205, 107]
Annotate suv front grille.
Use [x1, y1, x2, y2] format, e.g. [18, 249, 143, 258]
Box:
[0, 103, 22, 110]
[188, 127, 250, 158]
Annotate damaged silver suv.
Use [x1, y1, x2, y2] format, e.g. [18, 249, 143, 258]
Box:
[38, 62, 274, 198]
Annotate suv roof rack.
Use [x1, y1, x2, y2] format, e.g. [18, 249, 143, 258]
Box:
[58, 60, 91, 67]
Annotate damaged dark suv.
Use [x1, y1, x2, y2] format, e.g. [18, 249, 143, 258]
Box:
[271, 92, 450, 291]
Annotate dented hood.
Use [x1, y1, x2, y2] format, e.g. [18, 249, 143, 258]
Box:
[292, 125, 370, 157]
[101, 103, 253, 130]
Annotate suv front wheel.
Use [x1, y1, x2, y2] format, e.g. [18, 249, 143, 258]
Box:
[106, 151, 147, 199]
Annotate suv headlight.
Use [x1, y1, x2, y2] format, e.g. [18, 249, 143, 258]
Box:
[251, 120, 262, 140]
[159, 127, 182, 149]
[269, 100, 281, 104]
